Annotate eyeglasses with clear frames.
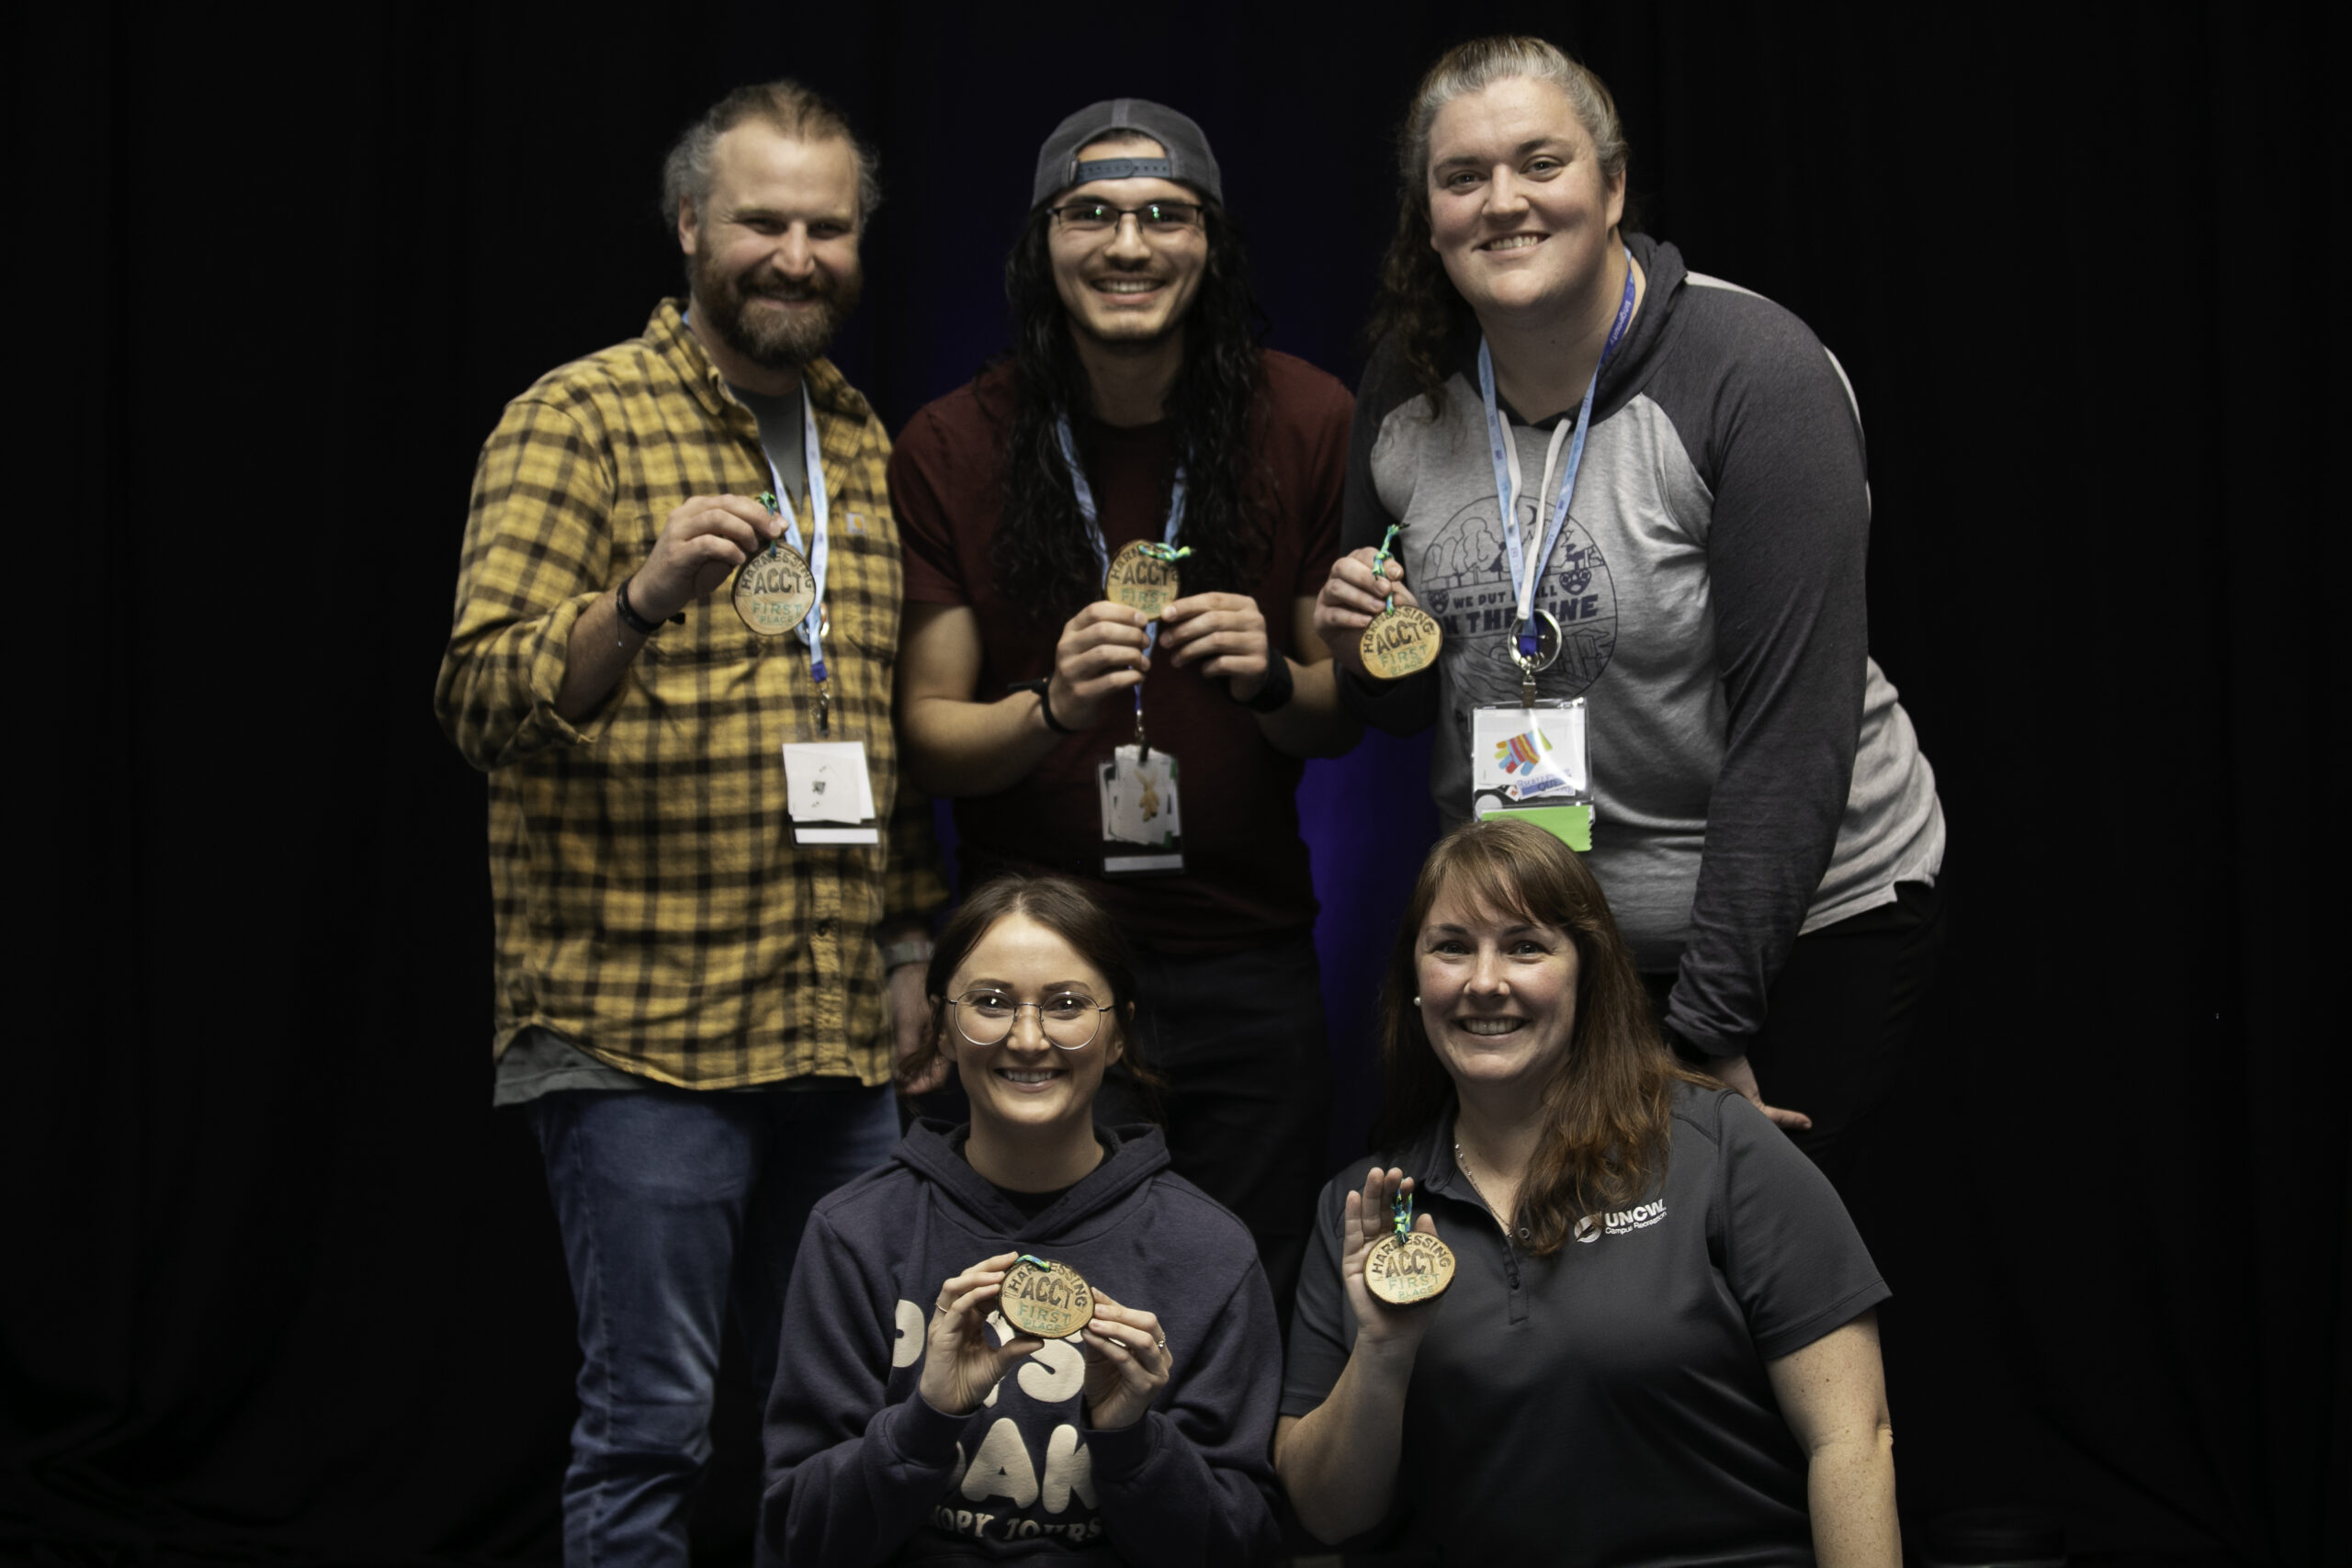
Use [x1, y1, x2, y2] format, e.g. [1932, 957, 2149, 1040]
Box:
[949, 989, 1114, 1050]
[1048, 200, 1205, 235]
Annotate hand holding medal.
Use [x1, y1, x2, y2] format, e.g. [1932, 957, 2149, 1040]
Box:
[1345, 1168, 1455, 1336]
[1357, 525, 1442, 680]
[916, 1250, 1049, 1416]
[1079, 1286, 1173, 1432]
[1313, 540, 1430, 680]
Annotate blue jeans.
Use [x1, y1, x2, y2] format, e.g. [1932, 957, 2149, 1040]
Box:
[526, 1082, 900, 1568]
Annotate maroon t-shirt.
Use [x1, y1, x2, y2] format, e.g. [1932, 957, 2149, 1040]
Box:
[891, 351, 1351, 953]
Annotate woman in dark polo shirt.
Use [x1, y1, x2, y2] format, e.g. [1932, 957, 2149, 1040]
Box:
[1274, 819, 1898, 1566]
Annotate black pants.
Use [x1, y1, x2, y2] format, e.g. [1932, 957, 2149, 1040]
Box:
[1091, 933, 1333, 1334]
[1649, 875, 1950, 1193]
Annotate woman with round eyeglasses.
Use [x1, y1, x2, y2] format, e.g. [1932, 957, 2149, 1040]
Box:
[760, 874, 1283, 1566]
[1274, 818, 1897, 1565]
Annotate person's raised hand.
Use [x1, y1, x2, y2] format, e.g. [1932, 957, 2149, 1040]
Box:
[630, 494, 781, 621]
[1047, 603, 1152, 729]
[1340, 1168, 1442, 1362]
[1159, 592, 1272, 701]
[915, 1252, 1043, 1416]
[1705, 1053, 1813, 1134]
[1314, 548, 1419, 679]
[890, 972, 948, 1096]
[1079, 1289, 1171, 1431]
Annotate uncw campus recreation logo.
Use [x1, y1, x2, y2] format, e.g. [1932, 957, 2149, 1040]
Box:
[1573, 1199, 1668, 1244]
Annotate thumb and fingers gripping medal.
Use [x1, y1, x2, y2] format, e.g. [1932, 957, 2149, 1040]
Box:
[1364, 1188, 1456, 1306]
[1359, 525, 1442, 680]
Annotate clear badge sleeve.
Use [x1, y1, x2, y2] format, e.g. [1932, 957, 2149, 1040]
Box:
[1469, 700, 1592, 851]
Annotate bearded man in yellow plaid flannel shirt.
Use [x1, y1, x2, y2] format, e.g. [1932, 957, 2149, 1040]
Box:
[434, 81, 945, 1568]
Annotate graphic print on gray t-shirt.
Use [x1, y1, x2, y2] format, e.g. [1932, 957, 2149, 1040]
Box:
[1349, 235, 1945, 1019]
[1419, 487, 1620, 699]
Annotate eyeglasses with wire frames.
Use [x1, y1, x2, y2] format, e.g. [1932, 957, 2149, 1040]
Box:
[948, 988, 1114, 1050]
[1047, 199, 1205, 235]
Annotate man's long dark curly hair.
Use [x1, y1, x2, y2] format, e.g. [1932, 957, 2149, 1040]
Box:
[990, 199, 1271, 626]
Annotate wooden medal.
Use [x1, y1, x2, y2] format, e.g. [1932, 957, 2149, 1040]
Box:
[733, 540, 817, 637]
[1360, 604, 1443, 680]
[999, 1256, 1094, 1339]
[1103, 540, 1182, 621]
[1364, 1230, 1457, 1306]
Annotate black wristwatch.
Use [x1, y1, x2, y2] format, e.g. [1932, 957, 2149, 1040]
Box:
[1010, 678, 1078, 734]
[1232, 654, 1295, 714]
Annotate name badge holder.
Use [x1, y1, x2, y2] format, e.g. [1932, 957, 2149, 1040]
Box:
[1466, 251, 1634, 854]
[1472, 689, 1594, 854]
[1058, 417, 1190, 878]
[782, 740, 880, 845]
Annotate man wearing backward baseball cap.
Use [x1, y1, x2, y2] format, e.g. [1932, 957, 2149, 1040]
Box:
[891, 99, 1358, 1322]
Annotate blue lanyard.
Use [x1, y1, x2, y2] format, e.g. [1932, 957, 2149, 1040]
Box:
[1056, 415, 1187, 659]
[1478, 251, 1637, 660]
[760, 390, 831, 683]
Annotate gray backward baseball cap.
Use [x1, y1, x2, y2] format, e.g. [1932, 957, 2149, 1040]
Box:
[1031, 98, 1224, 209]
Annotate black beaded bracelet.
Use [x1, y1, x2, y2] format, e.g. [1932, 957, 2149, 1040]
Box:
[1010, 678, 1078, 734]
[615, 575, 683, 636]
[1234, 653, 1295, 714]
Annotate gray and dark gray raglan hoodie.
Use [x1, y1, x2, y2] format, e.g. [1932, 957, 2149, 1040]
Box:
[759, 1121, 1281, 1567]
[1342, 234, 1944, 1055]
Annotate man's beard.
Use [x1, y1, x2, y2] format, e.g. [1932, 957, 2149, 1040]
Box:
[689, 247, 862, 369]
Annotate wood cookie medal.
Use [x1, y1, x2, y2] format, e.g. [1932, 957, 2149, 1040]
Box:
[1361, 605, 1442, 680]
[1104, 540, 1192, 622]
[1365, 1189, 1455, 1307]
[1358, 524, 1442, 680]
[733, 491, 818, 637]
[1000, 1255, 1094, 1339]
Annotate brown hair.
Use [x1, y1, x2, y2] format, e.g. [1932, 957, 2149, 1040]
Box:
[660, 79, 883, 227]
[897, 874, 1162, 1095]
[1368, 36, 1632, 413]
[1371, 818, 1705, 1255]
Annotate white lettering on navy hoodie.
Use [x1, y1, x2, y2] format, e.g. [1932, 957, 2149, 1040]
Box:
[760, 1121, 1282, 1566]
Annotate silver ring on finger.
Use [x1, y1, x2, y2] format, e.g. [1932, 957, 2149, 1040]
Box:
[1154, 1336, 1168, 1354]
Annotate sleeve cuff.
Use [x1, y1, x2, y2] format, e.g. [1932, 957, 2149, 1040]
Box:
[1338, 664, 1436, 735]
[1082, 1411, 1161, 1483]
[522, 591, 624, 749]
[887, 1391, 974, 1467]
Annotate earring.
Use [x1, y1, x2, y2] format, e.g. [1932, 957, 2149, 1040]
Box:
[1412, 995, 1422, 1007]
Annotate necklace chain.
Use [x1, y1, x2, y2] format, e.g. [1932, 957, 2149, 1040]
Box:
[1453, 1140, 1514, 1236]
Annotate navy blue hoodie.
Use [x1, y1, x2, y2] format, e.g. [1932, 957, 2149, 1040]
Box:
[760, 1121, 1281, 1566]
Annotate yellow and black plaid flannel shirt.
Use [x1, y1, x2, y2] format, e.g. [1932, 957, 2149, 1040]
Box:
[435, 300, 946, 1089]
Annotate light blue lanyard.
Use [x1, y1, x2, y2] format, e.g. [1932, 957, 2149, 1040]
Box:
[1056, 415, 1187, 660]
[760, 392, 831, 683]
[1478, 251, 1638, 660]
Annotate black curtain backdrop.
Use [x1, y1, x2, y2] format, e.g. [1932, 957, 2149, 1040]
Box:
[11, 3, 2339, 1565]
